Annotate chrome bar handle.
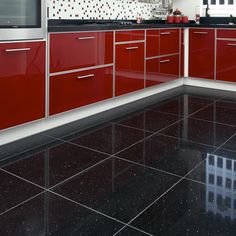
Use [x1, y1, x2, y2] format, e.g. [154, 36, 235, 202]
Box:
[125, 46, 139, 50]
[5, 48, 31, 52]
[76, 74, 95, 79]
[160, 59, 171, 63]
[160, 32, 171, 35]
[77, 36, 95, 40]
[227, 43, 236, 46]
[193, 32, 208, 34]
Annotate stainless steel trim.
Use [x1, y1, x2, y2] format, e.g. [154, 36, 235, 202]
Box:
[76, 74, 95, 79]
[217, 38, 236, 41]
[214, 29, 217, 81]
[227, 43, 236, 46]
[145, 53, 179, 60]
[0, 0, 47, 41]
[144, 29, 147, 88]
[113, 31, 116, 98]
[5, 48, 31, 52]
[125, 46, 139, 50]
[50, 63, 114, 77]
[193, 32, 208, 34]
[115, 40, 145, 45]
[77, 36, 95, 40]
[160, 59, 171, 63]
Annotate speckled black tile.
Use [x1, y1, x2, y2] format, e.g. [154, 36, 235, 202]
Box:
[130, 179, 236, 236]
[116, 226, 151, 236]
[114, 109, 181, 133]
[53, 158, 180, 223]
[221, 134, 236, 152]
[63, 123, 152, 155]
[116, 134, 214, 177]
[190, 102, 236, 126]
[0, 170, 42, 213]
[0, 192, 124, 236]
[187, 149, 236, 184]
[146, 95, 213, 117]
[160, 117, 236, 147]
[2, 142, 110, 188]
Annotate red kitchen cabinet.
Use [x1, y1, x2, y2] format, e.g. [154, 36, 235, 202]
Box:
[160, 29, 180, 55]
[50, 66, 113, 115]
[189, 28, 215, 80]
[50, 31, 113, 73]
[115, 30, 144, 42]
[0, 41, 45, 130]
[217, 29, 236, 39]
[115, 42, 145, 96]
[216, 40, 236, 82]
[146, 29, 159, 58]
[146, 55, 179, 87]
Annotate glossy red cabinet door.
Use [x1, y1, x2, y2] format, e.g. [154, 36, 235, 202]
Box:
[115, 30, 145, 42]
[216, 40, 236, 82]
[50, 67, 113, 115]
[160, 29, 180, 55]
[115, 42, 144, 96]
[146, 55, 179, 87]
[146, 58, 161, 87]
[50, 32, 113, 73]
[217, 29, 236, 39]
[0, 41, 45, 130]
[189, 28, 215, 80]
[146, 29, 159, 58]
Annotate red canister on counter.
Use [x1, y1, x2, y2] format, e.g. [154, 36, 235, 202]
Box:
[174, 15, 181, 23]
[182, 16, 189, 24]
[167, 15, 174, 23]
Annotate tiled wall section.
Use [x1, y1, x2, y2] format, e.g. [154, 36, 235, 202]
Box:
[48, 0, 165, 20]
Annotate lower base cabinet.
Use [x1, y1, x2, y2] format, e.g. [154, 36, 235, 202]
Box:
[0, 41, 46, 131]
[216, 40, 236, 82]
[115, 42, 145, 96]
[50, 66, 113, 115]
[146, 55, 179, 87]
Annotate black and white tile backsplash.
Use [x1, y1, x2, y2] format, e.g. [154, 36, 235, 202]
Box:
[48, 0, 164, 20]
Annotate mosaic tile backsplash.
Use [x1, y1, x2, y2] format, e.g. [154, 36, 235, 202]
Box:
[48, 0, 164, 20]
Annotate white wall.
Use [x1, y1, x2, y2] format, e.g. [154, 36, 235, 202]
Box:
[173, 0, 202, 20]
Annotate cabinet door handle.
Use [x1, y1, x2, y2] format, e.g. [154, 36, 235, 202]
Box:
[227, 43, 236, 46]
[76, 74, 95, 79]
[160, 59, 171, 63]
[160, 32, 171, 35]
[77, 36, 95, 40]
[125, 46, 139, 50]
[193, 32, 208, 34]
[5, 48, 31, 52]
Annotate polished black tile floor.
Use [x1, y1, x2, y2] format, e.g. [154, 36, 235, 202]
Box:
[2, 90, 236, 235]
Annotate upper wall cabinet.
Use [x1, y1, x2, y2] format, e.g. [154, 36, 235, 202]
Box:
[50, 31, 113, 73]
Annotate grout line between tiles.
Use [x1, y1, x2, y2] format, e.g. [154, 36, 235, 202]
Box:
[48, 155, 112, 190]
[47, 190, 153, 236]
[0, 168, 46, 190]
[0, 191, 46, 216]
[213, 132, 236, 153]
[112, 158, 207, 235]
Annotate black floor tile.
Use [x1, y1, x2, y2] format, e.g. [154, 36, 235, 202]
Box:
[116, 134, 214, 177]
[114, 109, 181, 133]
[160, 117, 236, 147]
[0, 191, 124, 236]
[146, 95, 213, 117]
[2, 142, 110, 188]
[187, 149, 236, 184]
[0, 170, 42, 213]
[62, 123, 152, 155]
[190, 102, 236, 126]
[130, 179, 236, 236]
[116, 226, 151, 236]
[52, 158, 180, 223]
[220, 134, 236, 152]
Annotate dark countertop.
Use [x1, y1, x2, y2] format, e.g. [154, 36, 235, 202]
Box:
[48, 19, 236, 33]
